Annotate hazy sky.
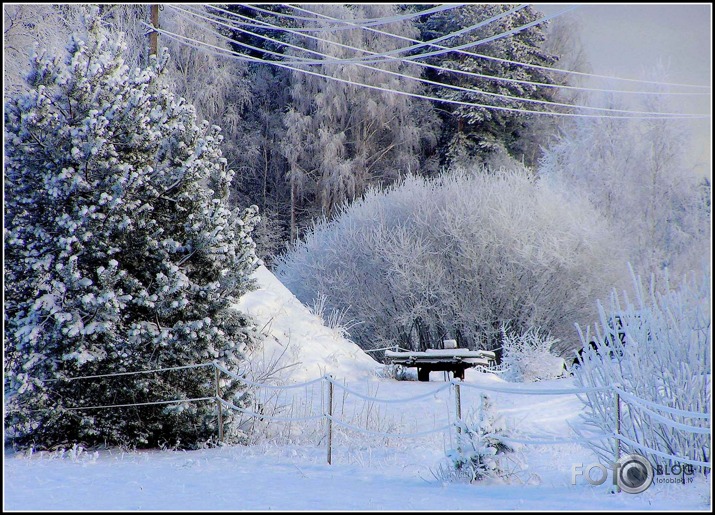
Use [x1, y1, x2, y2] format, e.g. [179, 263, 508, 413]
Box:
[536, 3, 712, 176]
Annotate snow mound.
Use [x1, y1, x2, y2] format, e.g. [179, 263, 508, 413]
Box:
[233, 265, 382, 383]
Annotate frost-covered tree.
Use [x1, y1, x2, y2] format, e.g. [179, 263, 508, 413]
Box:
[572, 265, 711, 472]
[418, 4, 560, 169]
[275, 168, 628, 358]
[4, 14, 261, 450]
[538, 87, 711, 279]
[91, 5, 286, 263]
[3, 4, 83, 95]
[5, 5, 253, 153]
[438, 394, 514, 483]
[280, 4, 440, 240]
[230, 62, 294, 265]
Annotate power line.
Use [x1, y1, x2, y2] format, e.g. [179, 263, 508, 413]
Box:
[188, 4, 527, 65]
[232, 3, 466, 32]
[226, 3, 569, 64]
[173, 4, 523, 65]
[242, 3, 531, 48]
[165, 5, 705, 118]
[191, 4, 709, 98]
[287, 3, 711, 91]
[150, 22, 708, 120]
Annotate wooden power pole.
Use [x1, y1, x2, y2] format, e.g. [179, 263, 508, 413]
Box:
[149, 5, 159, 56]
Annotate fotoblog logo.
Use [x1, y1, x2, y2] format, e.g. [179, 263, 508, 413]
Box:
[572, 454, 654, 494]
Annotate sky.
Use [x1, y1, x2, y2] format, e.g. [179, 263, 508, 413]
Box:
[536, 3, 712, 177]
[4, 265, 712, 511]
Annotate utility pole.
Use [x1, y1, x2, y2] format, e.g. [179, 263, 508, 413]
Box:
[149, 4, 159, 56]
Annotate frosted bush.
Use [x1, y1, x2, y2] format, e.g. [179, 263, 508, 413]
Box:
[501, 326, 567, 383]
[276, 169, 627, 357]
[573, 264, 711, 473]
[309, 293, 361, 340]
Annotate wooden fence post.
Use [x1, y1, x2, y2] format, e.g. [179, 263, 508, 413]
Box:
[326, 375, 333, 465]
[215, 364, 223, 443]
[454, 381, 462, 435]
[614, 389, 621, 493]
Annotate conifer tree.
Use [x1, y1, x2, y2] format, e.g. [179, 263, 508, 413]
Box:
[4, 14, 261, 450]
[419, 4, 560, 169]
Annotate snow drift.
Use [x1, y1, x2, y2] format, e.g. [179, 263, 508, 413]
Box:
[234, 265, 382, 382]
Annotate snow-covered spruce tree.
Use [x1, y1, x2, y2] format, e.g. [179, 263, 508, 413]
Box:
[4, 16, 261, 450]
[417, 4, 560, 169]
[437, 394, 514, 483]
[572, 265, 711, 472]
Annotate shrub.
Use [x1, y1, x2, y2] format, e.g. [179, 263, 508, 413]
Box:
[501, 326, 566, 382]
[573, 265, 711, 472]
[436, 394, 514, 483]
[276, 169, 627, 357]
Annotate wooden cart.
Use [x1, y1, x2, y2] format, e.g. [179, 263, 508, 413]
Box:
[384, 348, 496, 381]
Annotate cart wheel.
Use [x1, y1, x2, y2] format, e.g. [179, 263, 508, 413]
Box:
[417, 367, 430, 382]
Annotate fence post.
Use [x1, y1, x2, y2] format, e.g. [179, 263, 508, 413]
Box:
[326, 375, 333, 465]
[454, 381, 462, 435]
[614, 388, 621, 493]
[215, 364, 223, 443]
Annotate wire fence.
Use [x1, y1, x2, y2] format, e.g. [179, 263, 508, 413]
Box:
[7, 361, 711, 471]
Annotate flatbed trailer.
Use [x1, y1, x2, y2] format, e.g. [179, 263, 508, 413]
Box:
[384, 348, 496, 381]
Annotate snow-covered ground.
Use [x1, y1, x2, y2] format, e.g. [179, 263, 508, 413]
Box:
[3, 266, 711, 511]
[237, 265, 381, 383]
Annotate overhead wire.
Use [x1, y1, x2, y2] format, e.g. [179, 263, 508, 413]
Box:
[171, 4, 623, 114]
[188, 4, 709, 98]
[182, 3, 525, 65]
[164, 5, 706, 118]
[167, 6, 612, 115]
[153, 22, 708, 120]
[241, 3, 531, 48]
[226, 3, 467, 33]
[285, 3, 711, 91]
[251, 3, 574, 61]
